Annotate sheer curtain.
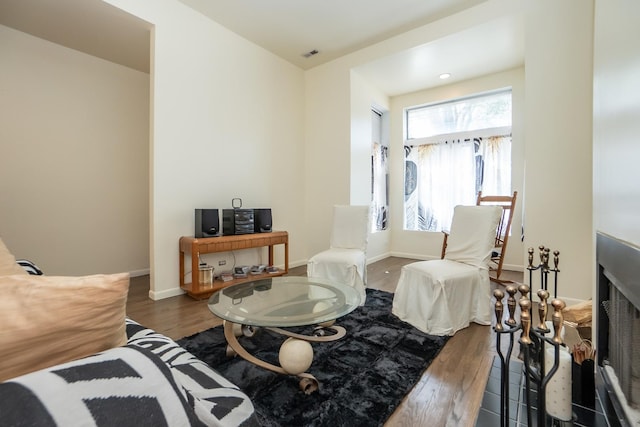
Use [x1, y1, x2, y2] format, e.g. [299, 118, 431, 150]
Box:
[405, 134, 511, 232]
[371, 142, 388, 231]
[479, 135, 511, 195]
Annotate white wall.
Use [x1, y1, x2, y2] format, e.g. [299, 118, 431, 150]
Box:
[523, 0, 594, 302]
[105, 0, 306, 299]
[305, 0, 594, 302]
[591, 0, 640, 347]
[304, 64, 352, 258]
[389, 68, 525, 270]
[1, 0, 601, 303]
[304, 0, 524, 266]
[593, 0, 640, 248]
[350, 71, 391, 262]
[0, 24, 150, 276]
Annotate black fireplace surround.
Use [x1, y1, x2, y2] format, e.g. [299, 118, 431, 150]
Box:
[596, 232, 640, 426]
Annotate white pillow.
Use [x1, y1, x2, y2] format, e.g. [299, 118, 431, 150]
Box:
[444, 205, 502, 268]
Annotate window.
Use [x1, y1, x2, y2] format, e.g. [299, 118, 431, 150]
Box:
[404, 89, 512, 232]
[371, 109, 388, 232]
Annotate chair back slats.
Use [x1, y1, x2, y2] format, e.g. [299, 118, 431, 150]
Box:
[476, 191, 517, 283]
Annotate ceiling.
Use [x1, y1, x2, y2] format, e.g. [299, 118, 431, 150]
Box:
[0, 0, 151, 73]
[355, 14, 524, 96]
[177, 0, 489, 70]
[0, 0, 524, 96]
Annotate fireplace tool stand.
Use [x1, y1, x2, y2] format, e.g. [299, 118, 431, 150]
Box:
[493, 246, 572, 427]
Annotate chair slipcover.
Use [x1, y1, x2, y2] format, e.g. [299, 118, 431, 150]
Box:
[392, 205, 502, 336]
[307, 205, 370, 305]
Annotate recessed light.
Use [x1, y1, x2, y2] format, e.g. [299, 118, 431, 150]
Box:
[439, 73, 451, 80]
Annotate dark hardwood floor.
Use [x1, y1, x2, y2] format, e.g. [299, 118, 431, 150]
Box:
[126, 257, 522, 427]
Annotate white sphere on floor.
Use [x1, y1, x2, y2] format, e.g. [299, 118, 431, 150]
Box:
[279, 338, 313, 375]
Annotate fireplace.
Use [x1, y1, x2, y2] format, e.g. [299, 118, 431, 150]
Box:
[596, 232, 640, 426]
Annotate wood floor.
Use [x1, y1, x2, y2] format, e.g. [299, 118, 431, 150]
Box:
[126, 257, 523, 427]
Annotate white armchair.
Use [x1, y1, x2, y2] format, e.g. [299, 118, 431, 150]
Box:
[307, 205, 370, 305]
[392, 205, 502, 336]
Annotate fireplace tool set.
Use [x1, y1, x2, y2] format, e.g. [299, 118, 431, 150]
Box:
[493, 246, 573, 426]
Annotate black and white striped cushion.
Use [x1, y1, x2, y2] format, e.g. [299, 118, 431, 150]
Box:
[126, 319, 258, 427]
[0, 346, 202, 426]
[16, 259, 43, 275]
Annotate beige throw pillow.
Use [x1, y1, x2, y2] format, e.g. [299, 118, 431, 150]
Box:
[0, 238, 28, 276]
[0, 273, 129, 382]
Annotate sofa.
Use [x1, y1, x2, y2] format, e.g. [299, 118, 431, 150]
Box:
[0, 238, 258, 426]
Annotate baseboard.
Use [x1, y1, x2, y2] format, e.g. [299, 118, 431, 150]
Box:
[367, 252, 392, 264]
[288, 259, 308, 269]
[129, 268, 150, 277]
[501, 262, 524, 272]
[148, 286, 186, 301]
[390, 252, 525, 273]
[389, 251, 438, 261]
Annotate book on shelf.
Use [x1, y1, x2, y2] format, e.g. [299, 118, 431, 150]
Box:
[250, 264, 267, 275]
[266, 266, 280, 274]
[219, 272, 234, 282]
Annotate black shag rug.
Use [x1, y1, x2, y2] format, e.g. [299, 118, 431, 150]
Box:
[177, 288, 449, 427]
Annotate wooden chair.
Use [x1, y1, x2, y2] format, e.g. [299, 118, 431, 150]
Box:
[475, 191, 517, 284]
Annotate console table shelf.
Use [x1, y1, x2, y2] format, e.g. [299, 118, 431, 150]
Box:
[179, 231, 289, 300]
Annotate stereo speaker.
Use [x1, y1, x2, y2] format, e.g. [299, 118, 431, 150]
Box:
[195, 209, 219, 238]
[253, 208, 272, 233]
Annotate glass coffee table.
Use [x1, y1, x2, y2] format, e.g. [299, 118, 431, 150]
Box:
[208, 276, 361, 394]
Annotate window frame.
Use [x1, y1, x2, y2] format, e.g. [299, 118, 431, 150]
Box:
[402, 88, 513, 233]
[404, 88, 513, 142]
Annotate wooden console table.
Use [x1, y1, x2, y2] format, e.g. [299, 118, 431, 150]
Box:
[179, 231, 289, 300]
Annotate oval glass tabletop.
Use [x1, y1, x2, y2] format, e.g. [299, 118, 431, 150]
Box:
[208, 276, 362, 327]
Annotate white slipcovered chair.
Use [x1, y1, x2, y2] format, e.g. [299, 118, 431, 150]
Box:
[307, 205, 370, 305]
[392, 205, 502, 336]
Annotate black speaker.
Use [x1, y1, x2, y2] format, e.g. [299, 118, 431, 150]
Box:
[195, 209, 219, 238]
[253, 208, 272, 233]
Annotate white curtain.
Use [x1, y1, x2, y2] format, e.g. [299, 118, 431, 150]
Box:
[371, 142, 388, 231]
[479, 135, 511, 196]
[405, 134, 511, 232]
